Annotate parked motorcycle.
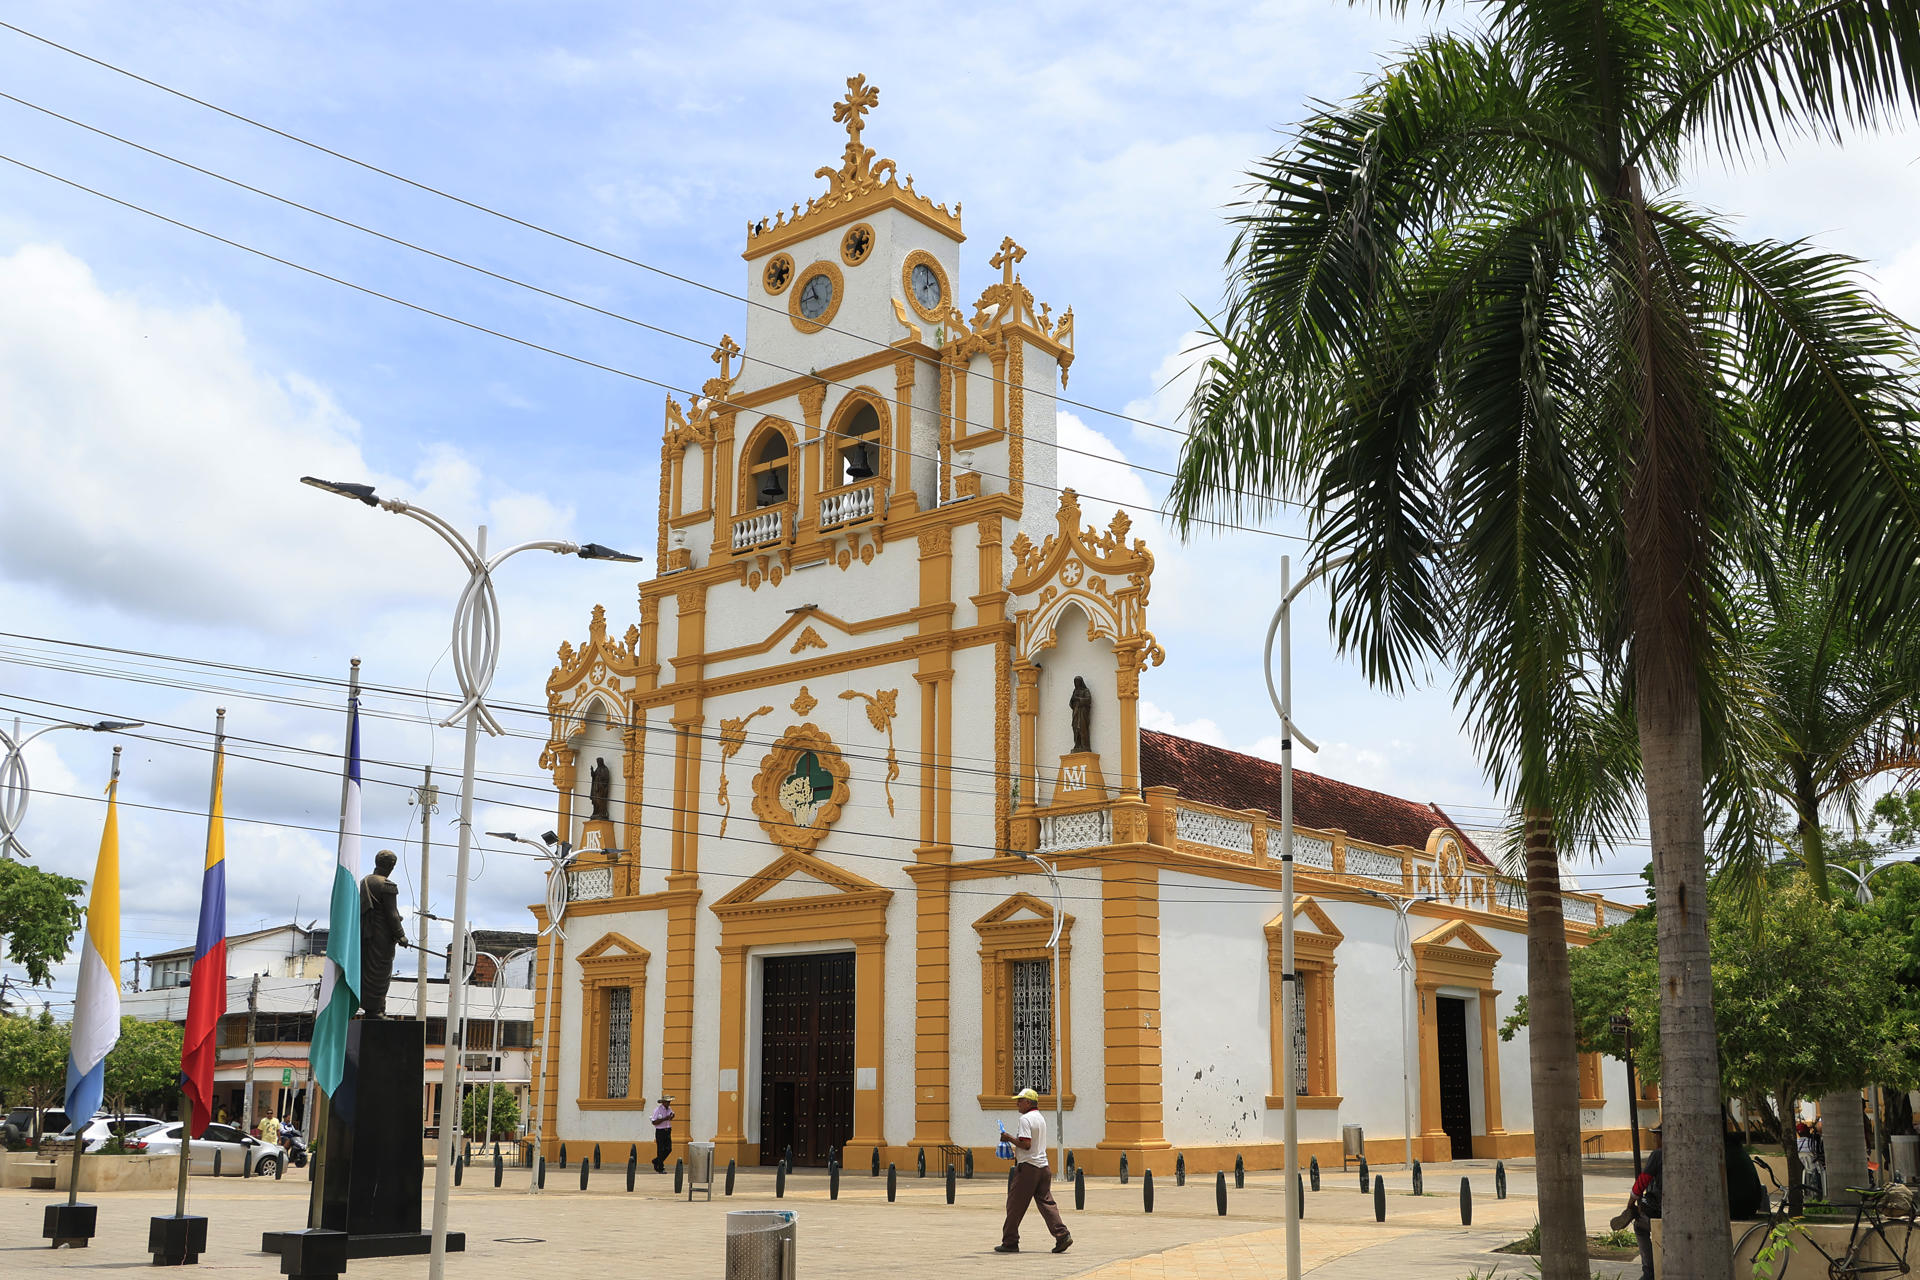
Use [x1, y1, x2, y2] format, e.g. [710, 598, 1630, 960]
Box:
[278, 1125, 310, 1168]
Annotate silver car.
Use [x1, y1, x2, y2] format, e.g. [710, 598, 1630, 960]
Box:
[129, 1121, 283, 1177]
[43, 1114, 164, 1153]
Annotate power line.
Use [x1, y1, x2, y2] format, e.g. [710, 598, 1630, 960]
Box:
[0, 19, 1217, 447]
[0, 147, 1310, 548]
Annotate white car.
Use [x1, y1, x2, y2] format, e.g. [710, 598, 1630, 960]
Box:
[129, 1122, 283, 1177]
[44, 1114, 165, 1153]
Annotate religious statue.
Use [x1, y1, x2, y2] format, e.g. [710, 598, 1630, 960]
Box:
[357, 849, 409, 1019]
[1069, 676, 1093, 754]
[588, 756, 613, 821]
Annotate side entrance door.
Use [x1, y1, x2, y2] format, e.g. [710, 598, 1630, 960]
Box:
[758, 952, 855, 1166]
[1435, 996, 1475, 1160]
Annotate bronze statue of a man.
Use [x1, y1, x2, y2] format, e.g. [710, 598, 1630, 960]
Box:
[1069, 676, 1093, 754]
[358, 849, 409, 1019]
[588, 756, 613, 821]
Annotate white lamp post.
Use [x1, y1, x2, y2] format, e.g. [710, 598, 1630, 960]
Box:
[1358, 887, 1438, 1174]
[301, 476, 639, 1280]
[1261, 551, 1350, 1280]
[1, 717, 145, 860]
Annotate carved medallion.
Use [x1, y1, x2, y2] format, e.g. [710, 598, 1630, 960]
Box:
[751, 724, 852, 857]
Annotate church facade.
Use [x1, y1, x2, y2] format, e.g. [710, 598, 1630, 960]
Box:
[527, 78, 1647, 1173]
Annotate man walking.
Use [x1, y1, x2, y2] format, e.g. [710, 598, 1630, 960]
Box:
[996, 1088, 1071, 1255]
[650, 1094, 675, 1173]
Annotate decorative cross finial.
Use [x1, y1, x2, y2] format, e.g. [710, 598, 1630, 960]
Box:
[833, 74, 880, 154]
[712, 334, 742, 383]
[991, 236, 1026, 287]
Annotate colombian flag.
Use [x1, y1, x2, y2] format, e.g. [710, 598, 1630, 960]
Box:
[63, 770, 122, 1129]
[179, 738, 226, 1138]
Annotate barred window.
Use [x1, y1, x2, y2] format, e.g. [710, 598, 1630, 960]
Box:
[1291, 979, 1309, 1095]
[606, 987, 633, 1099]
[1010, 959, 1053, 1094]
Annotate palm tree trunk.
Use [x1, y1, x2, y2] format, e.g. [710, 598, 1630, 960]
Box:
[1523, 808, 1591, 1280]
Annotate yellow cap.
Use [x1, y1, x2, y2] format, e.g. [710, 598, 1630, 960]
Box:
[1015, 1088, 1041, 1104]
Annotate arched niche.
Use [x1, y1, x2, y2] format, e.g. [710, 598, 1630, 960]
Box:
[567, 695, 626, 852]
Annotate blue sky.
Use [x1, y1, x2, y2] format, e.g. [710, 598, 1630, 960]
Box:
[3, 1, 1918, 1009]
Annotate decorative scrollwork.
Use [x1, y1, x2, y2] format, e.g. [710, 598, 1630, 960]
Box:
[838, 687, 900, 817]
[717, 705, 774, 837]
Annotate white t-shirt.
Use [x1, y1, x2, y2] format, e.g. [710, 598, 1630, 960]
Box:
[1014, 1109, 1048, 1168]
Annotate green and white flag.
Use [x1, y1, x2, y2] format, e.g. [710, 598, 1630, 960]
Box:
[311, 696, 363, 1096]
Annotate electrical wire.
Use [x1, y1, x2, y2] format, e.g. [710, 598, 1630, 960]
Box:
[0, 147, 1310, 547]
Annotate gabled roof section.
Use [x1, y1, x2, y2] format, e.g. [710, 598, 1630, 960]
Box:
[1413, 918, 1500, 954]
[710, 850, 889, 911]
[1139, 730, 1493, 866]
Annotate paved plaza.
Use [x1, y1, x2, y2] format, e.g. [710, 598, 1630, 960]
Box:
[2, 1158, 1648, 1278]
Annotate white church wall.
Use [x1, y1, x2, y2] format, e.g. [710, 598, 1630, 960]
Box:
[1320, 898, 1417, 1144]
[1016, 347, 1061, 551]
[1159, 871, 1273, 1147]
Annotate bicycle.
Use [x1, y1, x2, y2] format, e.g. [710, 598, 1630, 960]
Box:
[1735, 1172, 1915, 1280]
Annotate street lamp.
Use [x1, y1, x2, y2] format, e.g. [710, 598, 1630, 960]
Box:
[1, 718, 146, 859]
[1262, 550, 1350, 1280]
[303, 476, 639, 1280]
[478, 946, 535, 1154]
[1017, 851, 1067, 1174]
[1779, 854, 1920, 905]
[1357, 887, 1439, 1175]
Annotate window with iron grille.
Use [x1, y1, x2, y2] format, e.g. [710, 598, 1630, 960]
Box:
[606, 986, 633, 1099]
[1010, 959, 1053, 1094]
[1291, 979, 1310, 1095]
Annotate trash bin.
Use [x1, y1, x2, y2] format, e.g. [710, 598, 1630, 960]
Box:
[1893, 1134, 1919, 1182]
[726, 1210, 796, 1280]
[1342, 1125, 1365, 1166]
[688, 1141, 716, 1201]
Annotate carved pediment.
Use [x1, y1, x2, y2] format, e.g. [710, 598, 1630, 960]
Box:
[710, 850, 891, 918]
[1265, 896, 1344, 957]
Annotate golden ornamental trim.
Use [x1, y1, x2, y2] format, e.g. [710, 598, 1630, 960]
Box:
[838, 687, 900, 816]
[717, 705, 774, 838]
[749, 724, 853, 858]
[1008, 489, 1166, 668]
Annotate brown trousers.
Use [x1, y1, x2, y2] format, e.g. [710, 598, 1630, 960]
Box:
[1002, 1162, 1069, 1249]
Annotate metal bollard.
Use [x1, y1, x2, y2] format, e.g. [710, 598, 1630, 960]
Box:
[275, 1151, 286, 1180]
[454, 1155, 463, 1186]
[776, 1162, 787, 1198]
[629, 1143, 638, 1168]
[1234, 1152, 1244, 1189]
[1144, 1168, 1154, 1214]
[1359, 1155, 1369, 1192]
[1373, 1174, 1386, 1221]
[1064, 1150, 1075, 1180]
[1120, 1152, 1129, 1184]
[674, 1158, 684, 1195]
[830, 1162, 839, 1200]
[593, 1144, 601, 1170]
[579, 1157, 589, 1191]
[725, 1159, 736, 1196]
[1495, 1161, 1507, 1199]
[1297, 1173, 1305, 1219]
[918, 1147, 927, 1178]
[964, 1148, 974, 1180]
[1460, 1177, 1472, 1225]
[887, 1164, 896, 1202]
[785, 1144, 793, 1169]
[495, 1149, 504, 1187]
[1412, 1159, 1423, 1196]
[537, 1156, 546, 1189]
[1215, 1169, 1227, 1216]
[871, 1147, 880, 1177]
[1309, 1155, 1320, 1191]
[1074, 1168, 1085, 1211]
[1176, 1152, 1185, 1186]
[626, 1154, 636, 1192]
[946, 1164, 955, 1204]
[213, 1150, 223, 1178]
[560, 1143, 567, 1169]
[244, 1147, 253, 1179]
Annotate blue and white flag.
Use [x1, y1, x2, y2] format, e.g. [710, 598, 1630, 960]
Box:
[311, 697, 363, 1096]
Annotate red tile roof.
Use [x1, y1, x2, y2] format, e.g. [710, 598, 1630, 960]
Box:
[1139, 730, 1492, 865]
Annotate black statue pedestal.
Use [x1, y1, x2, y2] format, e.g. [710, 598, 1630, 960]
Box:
[44, 1201, 97, 1248]
[149, 1214, 208, 1266]
[262, 1020, 464, 1266]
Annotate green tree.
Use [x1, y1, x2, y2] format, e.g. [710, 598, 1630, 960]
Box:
[1171, 5, 1920, 1275]
[0, 859, 84, 986]
[0, 1011, 69, 1132]
[461, 1084, 519, 1143]
[102, 1017, 181, 1123]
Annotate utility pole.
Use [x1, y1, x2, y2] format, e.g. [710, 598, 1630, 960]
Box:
[129, 952, 142, 993]
[414, 768, 439, 1024]
[242, 973, 261, 1133]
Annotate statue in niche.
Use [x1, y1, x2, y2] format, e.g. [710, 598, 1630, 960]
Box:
[588, 755, 613, 821]
[1069, 676, 1093, 754]
[357, 849, 410, 1019]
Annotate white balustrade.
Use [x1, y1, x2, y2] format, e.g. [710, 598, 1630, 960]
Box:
[1345, 846, 1404, 883]
[568, 866, 614, 902]
[1563, 896, 1598, 925]
[732, 508, 785, 550]
[1175, 806, 1255, 856]
[819, 483, 879, 528]
[1291, 833, 1334, 869]
[1038, 807, 1111, 854]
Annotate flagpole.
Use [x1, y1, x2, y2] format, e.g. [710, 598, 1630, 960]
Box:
[309, 661, 360, 1231]
[66, 745, 121, 1208]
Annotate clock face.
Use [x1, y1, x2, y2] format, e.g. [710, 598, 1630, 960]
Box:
[911, 262, 942, 310]
[799, 272, 834, 320]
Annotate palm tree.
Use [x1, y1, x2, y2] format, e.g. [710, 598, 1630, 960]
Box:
[1170, 5, 1920, 1277]
[1715, 537, 1920, 1200]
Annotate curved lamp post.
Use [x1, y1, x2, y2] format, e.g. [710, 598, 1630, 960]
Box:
[1018, 851, 1067, 1173]
[301, 477, 638, 1278]
[1356, 887, 1438, 1176]
[1, 718, 145, 859]
[1262, 551, 1350, 1280]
